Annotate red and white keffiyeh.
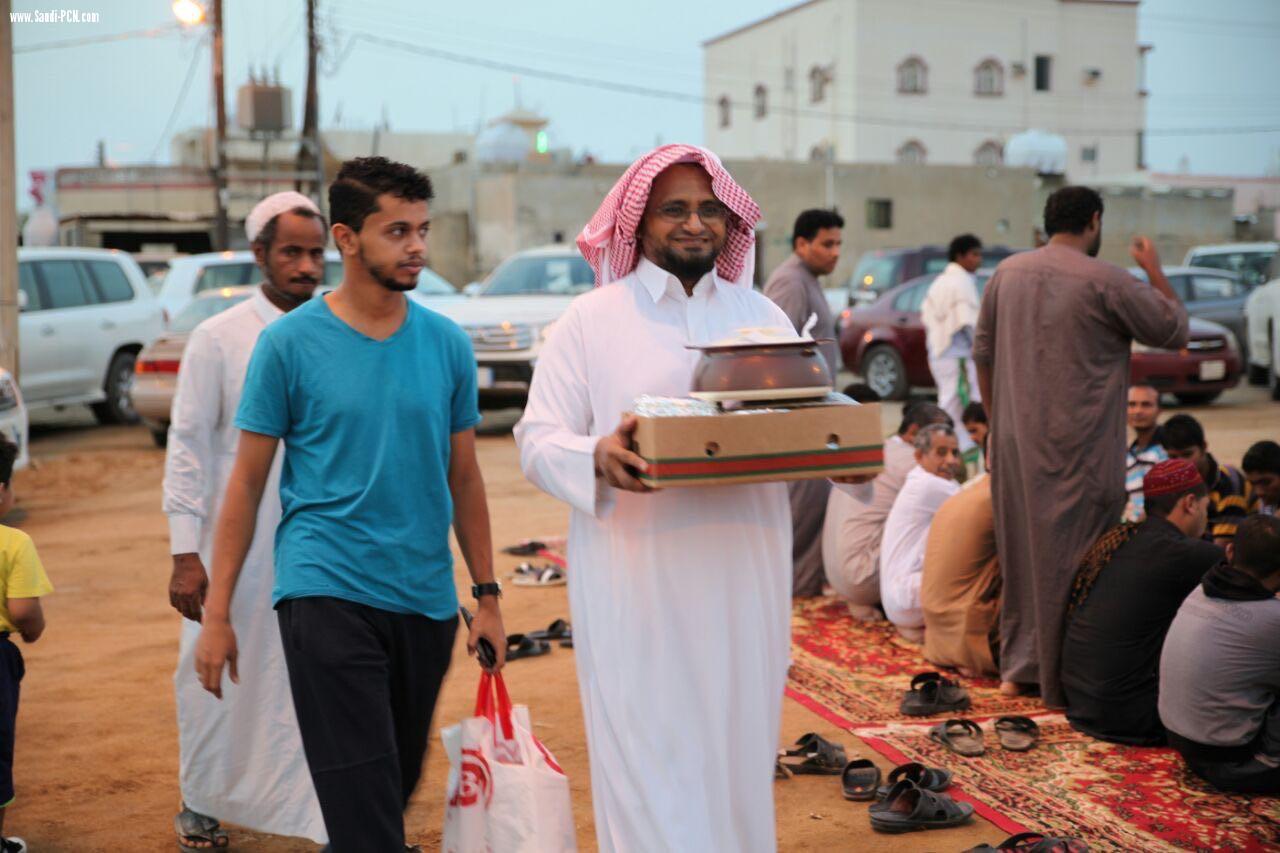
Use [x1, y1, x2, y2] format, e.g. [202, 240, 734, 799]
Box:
[576, 144, 761, 287]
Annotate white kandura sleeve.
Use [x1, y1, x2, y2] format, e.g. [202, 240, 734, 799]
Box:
[162, 326, 223, 555]
[513, 305, 615, 519]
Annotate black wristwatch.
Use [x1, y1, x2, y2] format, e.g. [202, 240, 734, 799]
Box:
[472, 582, 503, 600]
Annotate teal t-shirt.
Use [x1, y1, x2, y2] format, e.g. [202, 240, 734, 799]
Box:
[235, 295, 481, 619]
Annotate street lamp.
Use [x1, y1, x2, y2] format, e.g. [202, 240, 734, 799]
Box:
[171, 0, 205, 27]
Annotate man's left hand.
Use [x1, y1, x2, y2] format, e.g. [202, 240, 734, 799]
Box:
[831, 474, 876, 485]
[1129, 236, 1161, 272]
[468, 597, 507, 672]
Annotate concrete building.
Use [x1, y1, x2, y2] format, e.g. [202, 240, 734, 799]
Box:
[703, 0, 1147, 178]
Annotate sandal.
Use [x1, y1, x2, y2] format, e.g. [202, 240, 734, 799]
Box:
[505, 634, 552, 661]
[512, 565, 566, 587]
[900, 672, 972, 716]
[930, 719, 986, 756]
[782, 732, 845, 759]
[503, 540, 549, 556]
[526, 618, 572, 641]
[777, 739, 847, 775]
[176, 805, 229, 851]
[0, 840, 26, 853]
[869, 779, 974, 833]
[875, 762, 952, 799]
[995, 716, 1041, 752]
[965, 832, 1091, 852]
[841, 758, 882, 801]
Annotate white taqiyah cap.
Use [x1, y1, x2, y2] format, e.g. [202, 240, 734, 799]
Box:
[245, 191, 321, 243]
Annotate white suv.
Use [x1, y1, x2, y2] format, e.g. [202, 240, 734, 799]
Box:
[17, 248, 164, 423]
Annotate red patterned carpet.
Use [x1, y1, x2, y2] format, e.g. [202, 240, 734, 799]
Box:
[787, 597, 1280, 852]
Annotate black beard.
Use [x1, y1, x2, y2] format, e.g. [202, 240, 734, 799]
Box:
[359, 245, 417, 292]
[261, 276, 314, 309]
[654, 245, 720, 284]
[1087, 231, 1102, 258]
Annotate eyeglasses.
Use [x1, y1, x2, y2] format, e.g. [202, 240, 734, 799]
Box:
[651, 201, 730, 224]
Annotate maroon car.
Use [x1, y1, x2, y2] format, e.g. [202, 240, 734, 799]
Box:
[840, 271, 1242, 404]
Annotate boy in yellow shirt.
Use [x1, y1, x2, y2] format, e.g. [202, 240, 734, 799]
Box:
[0, 437, 51, 853]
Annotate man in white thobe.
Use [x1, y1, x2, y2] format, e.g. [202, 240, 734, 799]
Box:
[516, 145, 867, 852]
[164, 193, 327, 847]
[879, 424, 962, 642]
[921, 234, 984, 452]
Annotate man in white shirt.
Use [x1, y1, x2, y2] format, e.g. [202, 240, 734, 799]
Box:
[879, 424, 962, 642]
[164, 192, 327, 847]
[921, 234, 984, 451]
[822, 402, 951, 620]
[515, 144, 867, 853]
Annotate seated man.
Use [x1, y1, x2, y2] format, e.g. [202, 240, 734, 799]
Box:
[1243, 440, 1280, 516]
[822, 403, 951, 621]
[1061, 459, 1221, 745]
[961, 401, 988, 476]
[922, 468, 999, 678]
[1159, 514, 1280, 794]
[878, 423, 961, 642]
[1162, 413, 1256, 545]
[1123, 383, 1166, 522]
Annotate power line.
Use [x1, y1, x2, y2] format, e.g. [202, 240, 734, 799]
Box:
[147, 34, 208, 163]
[14, 22, 181, 54]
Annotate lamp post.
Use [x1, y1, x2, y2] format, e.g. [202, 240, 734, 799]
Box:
[172, 0, 227, 250]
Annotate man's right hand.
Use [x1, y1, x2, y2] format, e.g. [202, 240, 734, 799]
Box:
[195, 617, 238, 699]
[593, 414, 656, 493]
[1129, 236, 1161, 273]
[169, 553, 208, 622]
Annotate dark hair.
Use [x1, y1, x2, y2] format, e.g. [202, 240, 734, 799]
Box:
[1043, 186, 1104, 237]
[842, 382, 881, 403]
[1242, 440, 1280, 475]
[329, 156, 435, 233]
[948, 234, 982, 262]
[1233, 514, 1280, 579]
[1129, 382, 1159, 398]
[961, 401, 987, 425]
[898, 401, 952, 436]
[252, 205, 327, 252]
[1160, 413, 1206, 452]
[792, 209, 845, 247]
[0, 437, 17, 488]
[1145, 481, 1208, 518]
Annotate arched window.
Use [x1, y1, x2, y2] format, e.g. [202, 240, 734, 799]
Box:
[809, 65, 830, 103]
[753, 84, 768, 119]
[897, 57, 927, 95]
[896, 139, 927, 165]
[974, 140, 1004, 166]
[974, 58, 1004, 96]
[717, 96, 731, 129]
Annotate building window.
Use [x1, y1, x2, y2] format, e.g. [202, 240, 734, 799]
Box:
[897, 57, 927, 95]
[974, 59, 1004, 96]
[784, 66, 795, 93]
[974, 140, 1003, 166]
[717, 96, 731, 129]
[1081, 145, 1098, 163]
[753, 85, 768, 119]
[896, 139, 927, 165]
[809, 65, 830, 103]
[866, 199, 893, 230]
[1034, 55, 1052, 91]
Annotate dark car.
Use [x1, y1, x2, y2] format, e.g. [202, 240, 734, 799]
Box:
[1129, 266, 1251, 353]
[844, 245, 1021, 308]
[840, 270, 1242, 404]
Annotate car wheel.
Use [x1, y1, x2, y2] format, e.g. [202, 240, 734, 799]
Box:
[150, 428, 168, 448]
[1247, 363, 1270, 386]
[1173, 391, 1222, 406]
[862, 345, 908, 401]
[91, 351, 141, 425]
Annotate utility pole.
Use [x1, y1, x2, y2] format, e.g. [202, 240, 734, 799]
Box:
[0, 0, 19, 379]
[297, 0, 322, 207]
[212, 0, 228, 249]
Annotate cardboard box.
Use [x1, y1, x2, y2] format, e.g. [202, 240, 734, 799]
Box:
[632, 397, 884, 488]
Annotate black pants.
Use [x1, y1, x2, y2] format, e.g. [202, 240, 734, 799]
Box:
[277, 597, 457, 852]
[1167, 731, 1280, 795]
[0, 635, 23, 806]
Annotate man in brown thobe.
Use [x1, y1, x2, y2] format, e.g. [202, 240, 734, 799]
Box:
[973, 186, 1187, 707]
[764, 208, 844, 597]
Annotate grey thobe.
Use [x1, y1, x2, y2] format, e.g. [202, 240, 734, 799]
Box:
[764, 254, 839, 597]
[972, 245, 1187, 707]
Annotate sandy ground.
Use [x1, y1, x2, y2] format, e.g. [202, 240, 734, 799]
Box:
[5, 385, 1276, 851]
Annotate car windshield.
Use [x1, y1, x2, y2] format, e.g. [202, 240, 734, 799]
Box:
[851, 253, 903, 296]
[1187, 250, 1275, 286]
[171, 293, 251, 332]
[481, 254, 595, 296]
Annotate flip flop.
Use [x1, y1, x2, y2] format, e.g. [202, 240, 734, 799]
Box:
[868, 779, 975, 833]
[900, 671, 971, 716]
[875, 762, 952, 799]
[841, 758, 882, 801]
[503, 540, 548, 556]
[994, 716, 1041, 752]
[777, 739, 847, 775]
[505, 634, 552, 661]
[930, 719, 986, 756]
[526, 618, 572, 641]
[781, 732, 846, 759]
[512, 565, 566, 587]
[176, 805, 229, 851]
[965, 832, 1091, 852]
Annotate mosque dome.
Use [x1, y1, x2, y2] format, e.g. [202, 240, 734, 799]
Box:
[1005, 130, 1068, 176]
[475, 120, 531, 164]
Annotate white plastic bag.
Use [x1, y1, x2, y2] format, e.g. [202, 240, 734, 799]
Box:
[441, 672, 576, 853]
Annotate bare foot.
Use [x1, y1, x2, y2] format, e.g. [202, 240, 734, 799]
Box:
[999, 681, 1031, 697]
[957, 667, 976, 678]
[846, 603, 882, 622]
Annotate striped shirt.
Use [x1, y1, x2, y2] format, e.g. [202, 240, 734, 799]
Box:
[1205, 455, 1258, 541]
[1123, 438, 1167, 523]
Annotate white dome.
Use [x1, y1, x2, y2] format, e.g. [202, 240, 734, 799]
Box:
[475, 121, 531, 164]
[22, 205, 59, 247]
[1005, 129, 1068, 175]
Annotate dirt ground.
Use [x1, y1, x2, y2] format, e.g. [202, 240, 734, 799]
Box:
[6, 385, 1276, 851]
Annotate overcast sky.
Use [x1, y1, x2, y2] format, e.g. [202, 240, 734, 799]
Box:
[11, 0, 1280, 210]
